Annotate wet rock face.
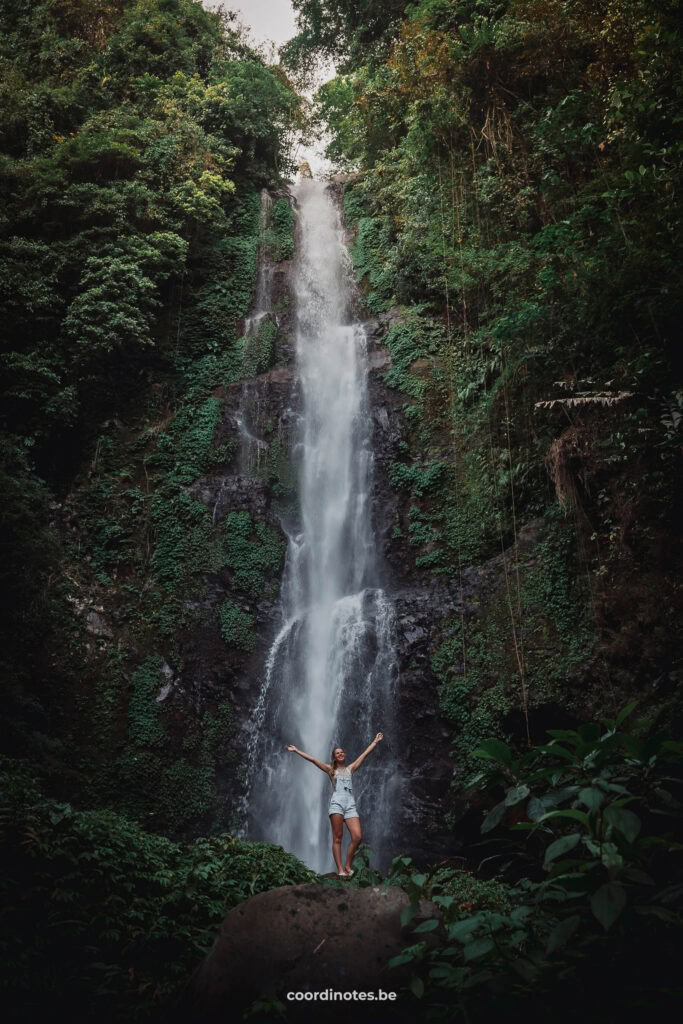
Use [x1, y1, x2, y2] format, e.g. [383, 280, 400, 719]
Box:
[161, 185, 539, 861]
[176, 881, 442, 1023]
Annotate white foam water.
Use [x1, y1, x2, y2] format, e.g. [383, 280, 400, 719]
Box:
[240, 180, 399, 873]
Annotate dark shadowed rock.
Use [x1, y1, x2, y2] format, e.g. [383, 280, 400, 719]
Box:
[173, 881, 443, 1023]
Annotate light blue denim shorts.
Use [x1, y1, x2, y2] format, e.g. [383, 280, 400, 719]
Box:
[328, 792, 359, 819]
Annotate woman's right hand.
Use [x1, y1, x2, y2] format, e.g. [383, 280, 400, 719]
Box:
[285, 744, 297, 752]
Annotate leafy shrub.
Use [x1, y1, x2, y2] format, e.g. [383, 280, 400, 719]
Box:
[263, 198, 295, 262]
[219, 600, 256, 652]
[0, 757, 316, 1021]
[377, 704, 683, 1019]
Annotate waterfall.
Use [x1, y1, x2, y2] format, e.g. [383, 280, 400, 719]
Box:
[241, 180, 400, 873]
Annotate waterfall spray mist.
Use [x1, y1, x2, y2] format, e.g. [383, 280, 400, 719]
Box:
[241, 181, 400, 873]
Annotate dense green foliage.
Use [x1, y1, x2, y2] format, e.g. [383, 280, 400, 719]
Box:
[373, 706, 683, 1020]
[0, 0, 300, 828]
[0, 756, 317, 1021]
[283, 7, 683, 1014]
[0, 13, 306, 1017]
[2, 1, 682, 1020]
[284, 0, 410, 79]
[304, 705, 683, 1018]
[289, 0, 683, 755]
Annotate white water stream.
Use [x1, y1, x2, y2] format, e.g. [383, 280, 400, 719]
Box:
[241, 180, 399, 873]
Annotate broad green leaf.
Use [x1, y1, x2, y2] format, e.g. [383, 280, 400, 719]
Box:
[510, 906, 533, 922]
[550, 857, 589, 873]
[409, 975, 424, 998]
[541, 786, 580, 808]
[634, 906, 678, 923]
[472, 739, 513, 766]
[543, 833, 581, 868]
[388, 952, 415, 968]
[624, 868, 654, 886]
[536, 744, 576, 762]
[616, 700, 639, 726]
[463, 938, 495, 961]
[429, 965, 457, 981]
[604, 847, 624, 872]
[526, 796, 546, 821]
[604, 806, 641, 843]
[579, 787, 605, 811]
[654, 787, 682, 809]
[505, 784, 530, 807]
[448, 919, 479, 943]
[590, 882, 626, 931]
[540, 809, 590, 828]
[481, 800, 506, 834]
[413, 918, 439, 933]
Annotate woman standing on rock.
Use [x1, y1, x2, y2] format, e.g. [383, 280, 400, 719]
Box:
[285, 733, 384, 877]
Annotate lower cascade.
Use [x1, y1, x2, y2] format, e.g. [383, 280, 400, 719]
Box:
[241, 179, 400, 873]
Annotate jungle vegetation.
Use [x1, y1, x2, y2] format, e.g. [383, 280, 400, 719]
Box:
[1, 1, 681, 1021]
[285, 0, 683, 736]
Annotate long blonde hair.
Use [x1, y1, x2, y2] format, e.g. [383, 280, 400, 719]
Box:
[328, 745, 344, 781]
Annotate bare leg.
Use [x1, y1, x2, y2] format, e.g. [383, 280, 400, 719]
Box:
[329, 813, 345, 873]
[343, 816, 362, 873]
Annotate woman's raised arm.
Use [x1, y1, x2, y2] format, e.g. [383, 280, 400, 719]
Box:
[285, 744, 332, 775]
[348, 732, 383, 773]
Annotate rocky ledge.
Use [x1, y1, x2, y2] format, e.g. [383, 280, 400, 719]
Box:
[173, 881, 442, 1023]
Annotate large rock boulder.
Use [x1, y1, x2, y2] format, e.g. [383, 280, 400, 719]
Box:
[174, 881, 443, 1022]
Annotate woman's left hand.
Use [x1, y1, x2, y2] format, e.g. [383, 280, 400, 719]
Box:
[374, 732, 383, 743]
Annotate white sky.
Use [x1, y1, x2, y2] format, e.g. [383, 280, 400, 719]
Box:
[202, 1, 297, 49]
[202, 1, 334, 176]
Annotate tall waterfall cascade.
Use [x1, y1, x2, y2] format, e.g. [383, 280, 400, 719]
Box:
[241, 180, 400, 873]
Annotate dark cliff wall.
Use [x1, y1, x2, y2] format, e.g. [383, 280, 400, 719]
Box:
[7, 172, 680, 867]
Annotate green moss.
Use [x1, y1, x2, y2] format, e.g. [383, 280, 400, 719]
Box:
[222, 510, 285, 597]
[219, 601, 256, 652]
[89, 685, 239, 834]
[343, 182, 366, 229]
[350, 216, 396, 313]
[158, 396, 223, 484]
[382, 308, 443, 400]
[264, 433, 297, 498]
[389, 459, 445, 496]
[148, 490, 227, 638]
[263, 198, 295, 261]
[432, 510, 597, 785]
[178, 229, 260, 356]
[515, 509, 597, 704]
[128, 655, 167, 748]
[242, 314, 277, 376]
